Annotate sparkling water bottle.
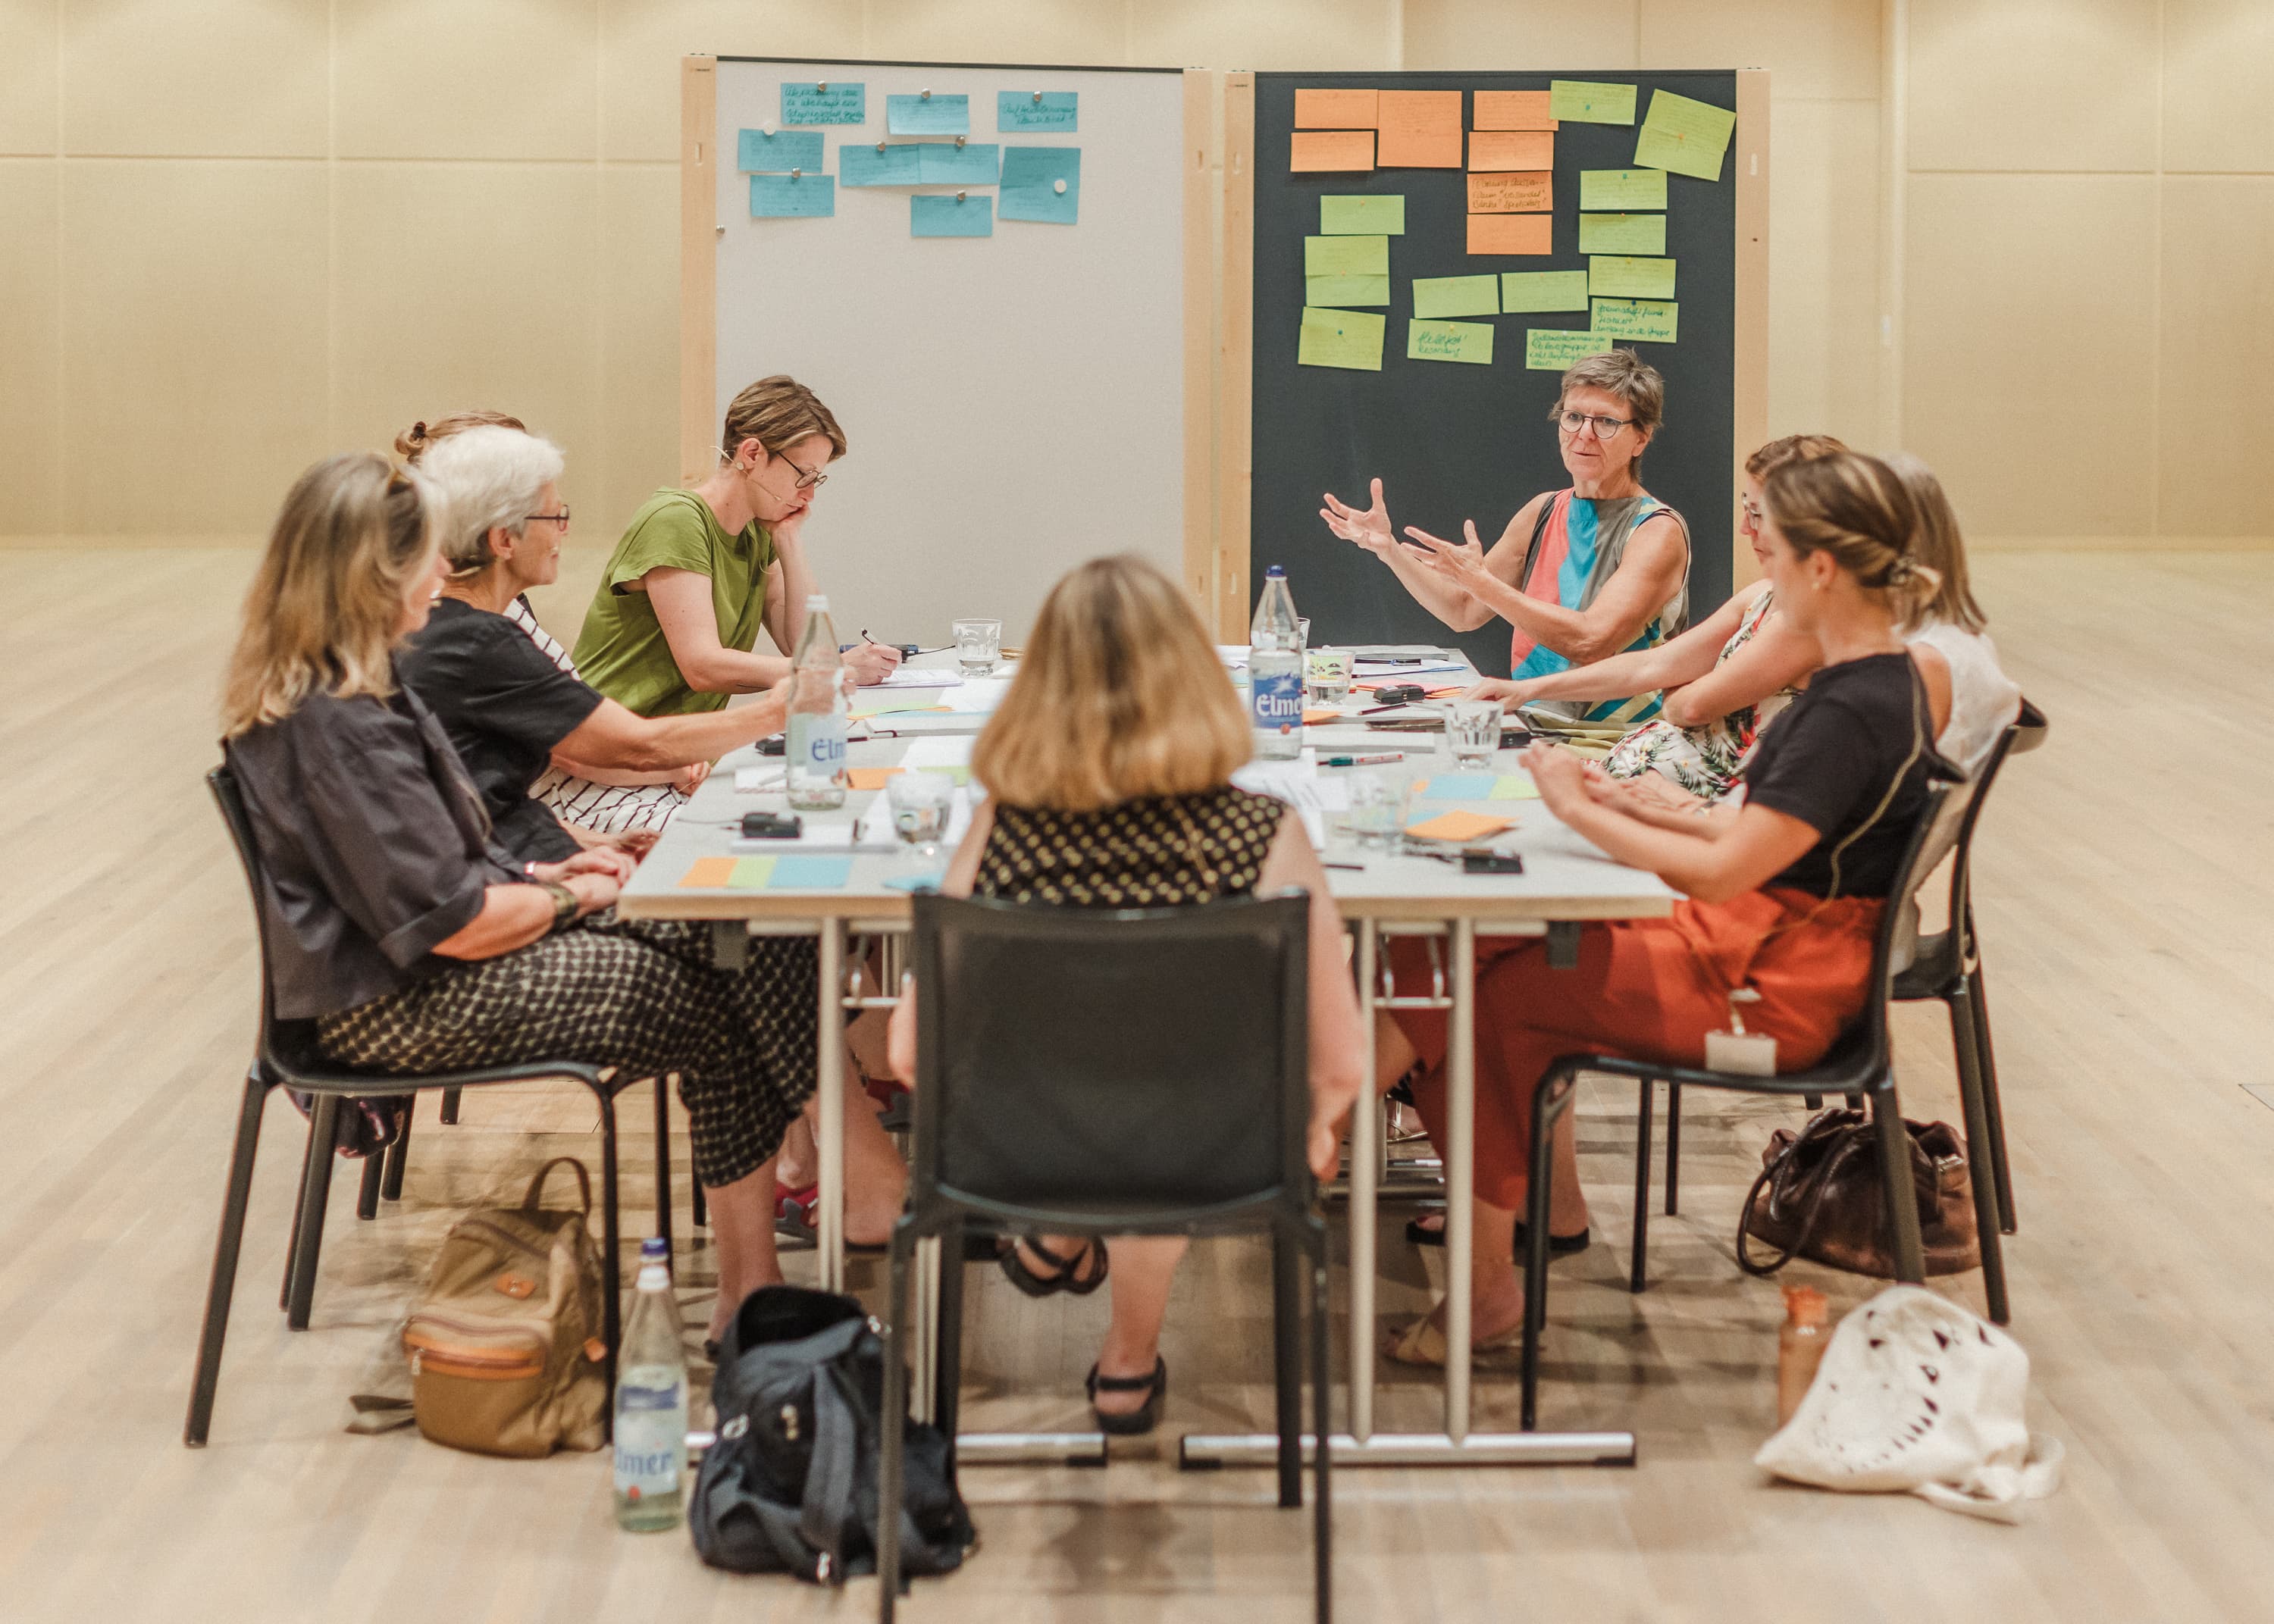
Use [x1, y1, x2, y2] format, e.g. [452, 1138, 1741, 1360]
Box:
[1250, 565, 1305, 761]
[786, 594, 847, 809]
[613, 1239, 688, 1532]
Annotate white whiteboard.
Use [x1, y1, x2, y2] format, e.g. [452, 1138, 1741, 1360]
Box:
[710, 58, 1189, 646]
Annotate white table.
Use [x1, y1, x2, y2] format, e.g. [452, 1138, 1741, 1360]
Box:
[619, 651, 1671, 1468]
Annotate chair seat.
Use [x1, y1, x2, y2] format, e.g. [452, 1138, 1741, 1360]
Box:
[1890, 927, 1965, 1003]
[1560, 1020, 1879, 1100]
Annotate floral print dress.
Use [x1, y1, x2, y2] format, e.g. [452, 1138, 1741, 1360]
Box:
[1602, 586, 1793, 798]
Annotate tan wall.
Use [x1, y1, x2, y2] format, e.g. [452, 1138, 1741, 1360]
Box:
[1, 0, 2260, 547]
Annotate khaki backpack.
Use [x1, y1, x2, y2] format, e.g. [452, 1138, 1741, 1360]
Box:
[401, 1156, 609, 1457]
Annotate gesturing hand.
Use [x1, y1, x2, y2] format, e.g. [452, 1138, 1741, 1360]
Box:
[1320, 477, 1395, 559]
[1521, 740, 1590, 818]
[672, 761, 712, 797]
[1402, 520, 1490, 584]
[1460, 677, 1527, 712]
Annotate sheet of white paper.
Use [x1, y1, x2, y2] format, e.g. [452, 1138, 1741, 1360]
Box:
[735, 766, 786, 793]
[1233, 752, 1337, 847]
[875, 668, 963, 689]
[897, 735, 975, 768]
[730, 818, 896, 853]
[1352, 659, 1468, 677]
[943, 678, 1013, 714]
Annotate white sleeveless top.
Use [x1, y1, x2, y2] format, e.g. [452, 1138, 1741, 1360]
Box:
[1908, 621, 2022, 775]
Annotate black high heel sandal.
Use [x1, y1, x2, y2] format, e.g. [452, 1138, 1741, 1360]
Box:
[997, 1235, 1110, 1298]
[1086, 1357, 1167, 1436]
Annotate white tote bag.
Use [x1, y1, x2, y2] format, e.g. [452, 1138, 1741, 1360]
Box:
[1755, 1285, 2063, 1522]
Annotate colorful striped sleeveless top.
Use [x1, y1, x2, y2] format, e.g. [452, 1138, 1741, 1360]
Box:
[1508, 490, 1691, 727]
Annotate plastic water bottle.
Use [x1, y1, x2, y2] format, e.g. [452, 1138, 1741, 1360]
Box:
[613, 1239, 688, 1532]
[787, 593, 847, 809]
[1250, 565, 1305, 760]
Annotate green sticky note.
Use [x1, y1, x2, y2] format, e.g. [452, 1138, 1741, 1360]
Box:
[1549, 80, 1637, 125]
[1590, 297, 1678, 343]
[1298, 306, 1386, 372]
[1501, 271, 1590, 313]
[727, 856, 777, 889]
[1489, 774, 1542, 801]
[1305, 234, 1389, 277]
[1578, 212, 1666, 255]
[1634, 88, 1737, 182]
[1525, 329, 1617, 370]
[1579, 168, 1668, 211]
[1306, 274, 1390, 307]
[1321, 195, 1405, 235]
[1589, 255, 1677, 299]
[1411, 274, 1499, 318]
[1408, 319, 1494, 365]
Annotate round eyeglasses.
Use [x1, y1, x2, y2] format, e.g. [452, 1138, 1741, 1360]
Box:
[1558, 411, 1633, 440]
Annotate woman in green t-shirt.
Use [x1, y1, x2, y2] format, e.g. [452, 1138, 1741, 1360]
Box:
[571, 375, 901, 720]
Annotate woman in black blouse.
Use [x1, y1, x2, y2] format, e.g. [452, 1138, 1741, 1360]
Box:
[221, 452, 818, 1344]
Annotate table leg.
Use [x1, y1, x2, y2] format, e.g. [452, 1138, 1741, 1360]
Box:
[817, 919, 846, 1294]
[911, 1234, 941, 1422]
[1348, 922, 1379, 1445]
[1444, 918, 1474, 1443]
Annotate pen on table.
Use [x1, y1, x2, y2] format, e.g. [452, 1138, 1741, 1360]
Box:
[1319, 753, 1402, 767]
[1321, 860, 1365, 871]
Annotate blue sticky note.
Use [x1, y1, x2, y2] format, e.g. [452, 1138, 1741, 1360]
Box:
[781, 81, 865, 125]
[841, 142, 922, 186]
[887, 93, 969, 136]
[1418, 772, 1497, 799]
[916, 142, 999, 184]
[911, 192, 992, 237]
[998, 146, 1079, 223]
[882, 871, 945, 893]
[738, 128, 824, 172]
[750, 174, 835, 217]
[998, 90, 1078, 132]
[769, 855, 853, 890]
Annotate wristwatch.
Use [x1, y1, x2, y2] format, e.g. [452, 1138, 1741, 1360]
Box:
[537, 880, 580, 931]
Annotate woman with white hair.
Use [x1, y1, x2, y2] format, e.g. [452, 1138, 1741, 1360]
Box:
[397, 424, 807, 865]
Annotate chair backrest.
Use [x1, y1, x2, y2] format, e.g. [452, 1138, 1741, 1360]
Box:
[1857, 778, 1972, 1058]
[907, 890, 1311, 1229]
[207, 763, 315, 1074]
[1915, 693, 2046, 968]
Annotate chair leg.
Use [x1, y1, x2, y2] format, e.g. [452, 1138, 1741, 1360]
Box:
[1521, 1065, 1572, 1432]
[935, 1218, 967, 1459]
[440, 1086, 461, 1125]
[1868, 1082, 1926, 1284]
[285, 1097, 341, 1331]
[378, 1103, 412, 1203]
[1803, 1094, 1822, 1111]
[280, 1097, 321, 1310]
[1967, 965, 2017, 1234]
[185, 1075, 270, 1447]
[651, 1075, 674, 1260]
[1308, 1234, 1333, 1624]
[879, 1228, 913, 1624]
[1949, 983, 2010, 1324]
[355, 1142, 384, 1220]
[691, 1178, 707, 1230]
[596, 1090, 622, 1413]
[1663, 1081, 1681, 1216]
[1629, 1079, 1653, 1294]
[1272, 1227, 1301, 1510]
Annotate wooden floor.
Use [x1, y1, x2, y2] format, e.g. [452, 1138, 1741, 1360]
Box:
[5, 546, 2272, 1622]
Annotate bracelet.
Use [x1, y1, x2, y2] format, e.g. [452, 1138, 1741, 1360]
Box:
[537, 879, 580, 931]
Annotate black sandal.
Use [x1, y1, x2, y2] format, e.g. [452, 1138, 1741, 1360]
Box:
[1086, 1357, 1167, 1436]
[998, 1236, 1109, 1298]
[1404, 1210, 1590, 1256]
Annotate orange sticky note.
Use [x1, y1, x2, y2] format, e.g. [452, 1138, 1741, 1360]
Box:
[1292, 130, 1375, 172]
[1295, 87, 1379, 129]
[1474, 90, 1558, 131]
[679, 856, 738, 888]
[1303, 708, 1341, 725]
[1376, 89, 1463, 168]
[1469, 130, 1554, 171]
[1467, 213, 1552, 255]
[1404, 810, 1515, 843]
[845, 766, 903, 790]
[1467, 171, 1552, 213]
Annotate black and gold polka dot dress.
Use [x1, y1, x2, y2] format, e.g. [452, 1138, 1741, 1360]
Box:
[974, 787, 1288, 908]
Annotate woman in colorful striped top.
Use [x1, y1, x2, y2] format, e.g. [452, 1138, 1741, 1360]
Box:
[1320, 348, 1691, 728]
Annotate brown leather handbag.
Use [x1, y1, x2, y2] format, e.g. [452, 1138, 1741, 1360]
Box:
[1738, 1107, 1980, 1278]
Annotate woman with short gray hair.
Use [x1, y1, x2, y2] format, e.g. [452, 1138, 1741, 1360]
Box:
[397, 424, 808, 864]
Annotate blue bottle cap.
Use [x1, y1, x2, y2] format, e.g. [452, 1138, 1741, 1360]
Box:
[641, 1238, 669, 1262]
[1266, 565, 1286, 577]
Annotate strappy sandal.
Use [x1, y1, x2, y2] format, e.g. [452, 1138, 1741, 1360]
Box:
[1382, 1315, 1523, 1368]
[1086, 1357, 1167, 1435]
[773, 1182, 887, 1255]
[1404, 1209, 1590, 1256]
[998, 1235, 1110, 1298]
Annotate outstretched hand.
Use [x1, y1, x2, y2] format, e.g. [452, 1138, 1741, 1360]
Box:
[1320, 477, 1395, 559]
[1460, 676, 1527, 711]
[1402, 519, 1490, 585]
[1521, 740, 1591, 818]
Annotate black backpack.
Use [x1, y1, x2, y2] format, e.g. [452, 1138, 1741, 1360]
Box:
[690, 1284, 976, 1585]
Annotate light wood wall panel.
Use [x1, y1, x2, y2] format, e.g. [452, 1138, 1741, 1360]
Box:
[600, 1, 866, 163]
[1136, 0, 1389, 70]
[58, 161, 331, 535]
[335, 0, 600, 161]
[2163, 0, 2274, 174]
[0, 162, 60, 533]
[1401, 1, 1634, 70]
[1906, 0, 2159, 173]
[63, 0, 329, 158]
[2157, 177, 2274, 538]
[0, 0, 58, 155]
[1765, 99, 1882, 449]
[598, 164, 683, 533]
[331, 164, 602, 477]
[1904, 173, 2157, 538]
[869, 0, 1129, 64]
[1640, 0, 1879, 100]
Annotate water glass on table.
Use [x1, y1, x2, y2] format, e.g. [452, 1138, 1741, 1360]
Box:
[1306, 649, 1353, 706]
[952, 618, 1002, 677]
[885, 770, 955, 869]
[1347, 759, 1419, 851]
[1445, 698, 1504, 769]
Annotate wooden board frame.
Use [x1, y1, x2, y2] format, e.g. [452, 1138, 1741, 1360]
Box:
[680, 55, 718, 487]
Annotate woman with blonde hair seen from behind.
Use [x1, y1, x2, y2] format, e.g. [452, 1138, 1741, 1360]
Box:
[223, 452, 823, 1345]
[887, 555, 1366, 1435]
[1888, 454, 2022, 774]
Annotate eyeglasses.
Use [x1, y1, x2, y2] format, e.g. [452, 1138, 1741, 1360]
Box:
[1740, 499, 1764, 527]
[749, 456, 829, 492]
[525, 508, 571, 527]
[1558, 411, 1633, 440]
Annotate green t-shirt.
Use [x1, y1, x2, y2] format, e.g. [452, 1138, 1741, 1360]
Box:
[571, 489, 776, 717]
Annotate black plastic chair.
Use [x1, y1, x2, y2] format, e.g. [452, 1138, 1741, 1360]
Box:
[186, 766, 650, 1447]
[879, 892, 1332, 1623]
[1519, 780, 1972, 1431]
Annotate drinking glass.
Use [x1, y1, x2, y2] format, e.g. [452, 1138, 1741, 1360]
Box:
[885, 770, 955, 865]
[1445, 699, 1504, 769]
[1296, 617, 1312, 652]
[1305, 649, 1353, 705]
[952, 618, 1001, 677]
[1347, 760, 1419, 851]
